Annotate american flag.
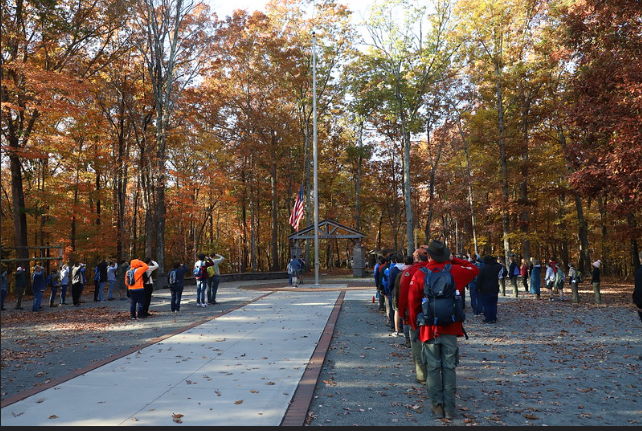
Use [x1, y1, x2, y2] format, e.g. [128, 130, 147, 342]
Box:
[289, 184, 305, 231]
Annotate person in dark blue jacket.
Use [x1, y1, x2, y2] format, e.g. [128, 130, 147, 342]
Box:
[386, 253, 403, 333]
[477, 255, 503, 324]
[168, 262, 190, 313]
[31, 265, 46, 312]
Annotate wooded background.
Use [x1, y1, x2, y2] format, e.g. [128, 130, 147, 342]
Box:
[2, 0, 640, 282]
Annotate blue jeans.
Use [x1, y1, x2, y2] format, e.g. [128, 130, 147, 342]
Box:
[129, 289, 145, 318]
[468, 283, 482, 315]
[49, 286, 59, 305]
[207, 275, 220, 303]
[98, 281, 106, 301]
[32, 288, 44, 311]
[107, 280, 115, 299]
[196, 280, 206, 304]
[480, 293, 498, 322]
[170, 286, 183, 311]
[422, 334, 459, 413]
[60, 284, 68, 304]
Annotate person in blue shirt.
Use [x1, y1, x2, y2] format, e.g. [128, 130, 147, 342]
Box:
[167, 262, 190, 313]
[287, 256, 301, 286]
[373, 256, 384, 306]
[385, 253, 403, 333]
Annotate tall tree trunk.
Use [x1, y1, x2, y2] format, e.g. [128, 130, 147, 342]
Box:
[558, 126, 590, 274]
[9, 152, 30, 275]
[423, 126, 444, 245]
[155, 106, 168, 274]
[391, 149, 400, 252]
[250, 155, 258, 272]
[496, 63, 512, 263]
[519, 102, 531, 261]
[457, 117, 478, 256]
[95, 168, 101, 226]
[270, 163, 278, 271]
[402, 128, 414, 255]
[354, 126, 364, 234]
[115, 96, 129, 262]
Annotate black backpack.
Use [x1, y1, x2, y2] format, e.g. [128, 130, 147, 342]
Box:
[416, 264, 465, 327]
[168, 269, 178, 286]
[126, 268, 137, 286]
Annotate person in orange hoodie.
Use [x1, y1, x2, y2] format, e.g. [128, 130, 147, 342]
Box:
[125, 258, 149, 320]
[408, 240, 479, 420]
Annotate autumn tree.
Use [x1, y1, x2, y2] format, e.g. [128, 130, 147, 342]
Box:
[555, 0, 642, 272]
[454, 0, 548, 264]
[131, 0, 213, 273]
[359, 0, 459, 254]
[1, 0, 134, 275]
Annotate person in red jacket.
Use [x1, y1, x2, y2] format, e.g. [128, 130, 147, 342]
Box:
[398, 246, 430, 383]
[408, 240, 479, 420]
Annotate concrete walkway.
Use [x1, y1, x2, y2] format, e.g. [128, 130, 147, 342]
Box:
[1, 288, 349, 426]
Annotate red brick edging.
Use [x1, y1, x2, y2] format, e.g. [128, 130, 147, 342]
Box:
[280, 291, 345, 426]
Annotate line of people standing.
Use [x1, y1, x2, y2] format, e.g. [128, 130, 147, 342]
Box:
[193, 252, 225, 307]
[2, 252, 229, 315]
[377, 242, 480, 419]
[378, 242, 614, 420]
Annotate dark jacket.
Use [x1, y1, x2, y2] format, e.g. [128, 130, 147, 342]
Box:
[97, 260, 108, 282]
[32, 269, 46, 292]
[386, 264, 402, 296]
[477, 259, 503, 295]
[591, 266, 601, 283]
[15, 270, 27, 289]
[377, 262, 390, 291]
[169, 265, 189, 288]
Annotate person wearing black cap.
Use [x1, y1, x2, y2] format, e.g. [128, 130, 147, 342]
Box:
[408, 239, 479, 420]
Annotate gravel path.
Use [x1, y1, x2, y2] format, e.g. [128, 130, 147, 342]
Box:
[306, 291, 642, 426]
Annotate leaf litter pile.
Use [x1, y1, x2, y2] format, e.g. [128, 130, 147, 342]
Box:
[2, 306, 127, 362]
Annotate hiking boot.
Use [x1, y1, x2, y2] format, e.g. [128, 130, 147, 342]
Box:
[431, 404, 444, 418]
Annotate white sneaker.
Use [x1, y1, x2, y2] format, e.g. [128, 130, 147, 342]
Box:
[196, 303, 201, 307]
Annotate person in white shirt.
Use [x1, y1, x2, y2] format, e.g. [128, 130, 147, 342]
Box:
[141, 257, 158, 317]
[207, 253, 226, 305]
[106, 261, 118, 300]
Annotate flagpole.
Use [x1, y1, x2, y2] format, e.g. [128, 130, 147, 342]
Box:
[312, 30, 319, 287]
